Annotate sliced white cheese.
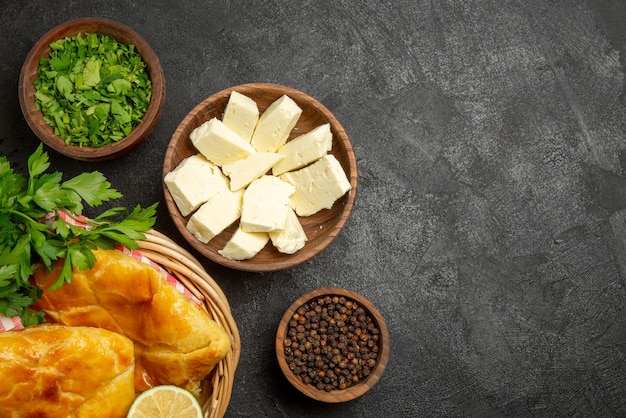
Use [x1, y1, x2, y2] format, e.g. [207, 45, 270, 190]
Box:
[240, 175, 295, 232]
[221, 152, 284, 191]
[272, 123, 333, 176]
[218, 226, 270, 260]
[251, 95, 302, 153]
[190, 118, 255, 166]
[186, 188, 244, 243]
[164, 154, 229, 217]
[222, 91, 259, 143]
[280, 154, 351, 217]
[269, 206, 307, 254]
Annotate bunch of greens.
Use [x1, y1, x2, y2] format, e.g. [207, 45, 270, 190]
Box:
[0, 145, 157, 326]
[34, 32, 152, 147]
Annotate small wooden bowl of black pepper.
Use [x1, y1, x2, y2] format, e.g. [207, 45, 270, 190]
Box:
[276, 288, 390, 403]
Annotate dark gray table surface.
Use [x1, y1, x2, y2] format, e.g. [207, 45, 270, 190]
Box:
[2, 1, 626, 417]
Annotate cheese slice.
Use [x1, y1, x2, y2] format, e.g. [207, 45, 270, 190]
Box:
[272, 123, 333, 175]
[190, 118, 255, 166]
[240, 175, 295, 232]
[218, 226, 270, 260]
[269, 206, 307, 254]
[186, 188, 244, 243]
[164, 154, 229, 216]
[251, 95, 302, 153]
[280, 154, 351, 217]
[222, 91, 259, 143]
[222, 152, 284, 191]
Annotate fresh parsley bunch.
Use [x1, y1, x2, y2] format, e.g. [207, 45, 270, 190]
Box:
[0, 145, 157, 326]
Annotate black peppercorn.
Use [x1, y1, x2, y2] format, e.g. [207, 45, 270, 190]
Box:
[284, 294, 381, 392]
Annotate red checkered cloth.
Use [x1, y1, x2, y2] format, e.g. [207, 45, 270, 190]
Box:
[0, 316, 24, 332]
[42, 209, 91, 228]
[1, 210, 201, 332]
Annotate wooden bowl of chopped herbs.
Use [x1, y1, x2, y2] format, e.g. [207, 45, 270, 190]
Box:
[18, 17, 165, 161]
[276, 287, 390, 403]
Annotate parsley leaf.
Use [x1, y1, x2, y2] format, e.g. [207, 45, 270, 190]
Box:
[62, 172, 122, 206]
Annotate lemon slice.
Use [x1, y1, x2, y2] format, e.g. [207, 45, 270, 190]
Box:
[127, 385, 203, 418]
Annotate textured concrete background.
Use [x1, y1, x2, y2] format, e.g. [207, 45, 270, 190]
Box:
[1, 1, 626, 416]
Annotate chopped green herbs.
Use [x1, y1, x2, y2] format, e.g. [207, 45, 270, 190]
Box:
[0, 145, 157, 325]
[33, 33, 152, 147]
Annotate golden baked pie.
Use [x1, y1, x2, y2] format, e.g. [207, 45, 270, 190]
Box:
[0, 324, 135, 417]
[32, 248, 231, 395]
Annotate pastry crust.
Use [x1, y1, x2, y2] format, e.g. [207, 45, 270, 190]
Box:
[32, 248, 231, 395]
[0, 324, 135, 418]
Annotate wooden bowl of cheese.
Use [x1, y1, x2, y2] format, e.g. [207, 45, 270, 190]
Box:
[163, 83, 357, 272]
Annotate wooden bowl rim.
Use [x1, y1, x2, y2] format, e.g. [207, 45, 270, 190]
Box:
[163, 82, 358, 272]
[18, 17, 165, 162]
[275, 287, 390, 403]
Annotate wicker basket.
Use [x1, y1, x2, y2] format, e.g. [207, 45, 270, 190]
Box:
[136, 230, 241, 418]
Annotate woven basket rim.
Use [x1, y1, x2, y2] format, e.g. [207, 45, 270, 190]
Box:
[137, 229, 241, 418]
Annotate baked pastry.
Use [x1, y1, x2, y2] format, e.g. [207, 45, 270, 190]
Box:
[0, 324, 135, 417]
[32, 248, 231, 395]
